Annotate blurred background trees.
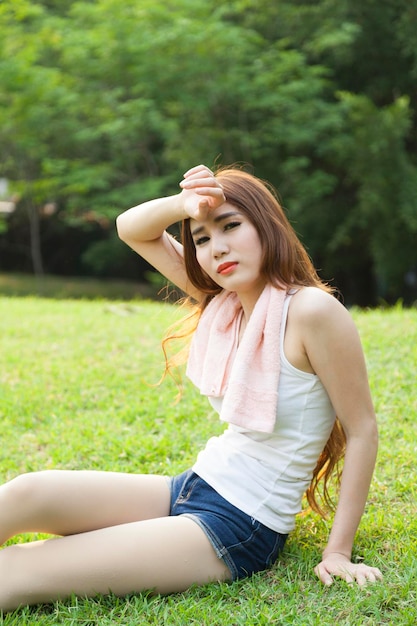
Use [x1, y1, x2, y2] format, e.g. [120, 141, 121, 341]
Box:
[1, 0, 416, 305]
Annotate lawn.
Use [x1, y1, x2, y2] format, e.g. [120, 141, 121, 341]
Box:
[0, 295, 416, 625]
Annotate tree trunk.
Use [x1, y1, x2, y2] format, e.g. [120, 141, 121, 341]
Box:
[27, 200, 45, 293]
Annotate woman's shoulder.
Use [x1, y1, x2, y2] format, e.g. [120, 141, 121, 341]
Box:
[289, 286, 351, 327]
[288, 287, 361, 376]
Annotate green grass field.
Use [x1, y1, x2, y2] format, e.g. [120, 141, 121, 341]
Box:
[0, 295, 416, 625]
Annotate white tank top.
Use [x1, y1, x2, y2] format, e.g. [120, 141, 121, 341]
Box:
[192, 292, 336, 533]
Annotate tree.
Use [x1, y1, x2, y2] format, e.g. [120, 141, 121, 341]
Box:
[221, 0, 417, 303]
[1, 0, 416, 303]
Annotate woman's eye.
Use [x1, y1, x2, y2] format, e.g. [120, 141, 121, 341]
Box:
[195, 235, 210, 246]
[224, 221, 241, 231]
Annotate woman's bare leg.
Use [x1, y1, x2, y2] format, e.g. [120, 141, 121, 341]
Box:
[0, 470, 171, 542]
[0, 516, 231, 611]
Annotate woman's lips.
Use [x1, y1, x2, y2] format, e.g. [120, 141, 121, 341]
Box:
[217, 262, 238, 275]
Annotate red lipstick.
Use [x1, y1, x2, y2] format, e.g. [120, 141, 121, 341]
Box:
[217, 262, 238, 275]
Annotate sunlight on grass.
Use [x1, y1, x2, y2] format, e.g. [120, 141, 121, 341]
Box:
[0, 297, 415, 625]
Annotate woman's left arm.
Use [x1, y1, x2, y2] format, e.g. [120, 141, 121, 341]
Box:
[298, 289, 383, 587]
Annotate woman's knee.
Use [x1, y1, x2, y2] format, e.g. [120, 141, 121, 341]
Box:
[4, 470, 43, 498]
[1, 470, 61, 512]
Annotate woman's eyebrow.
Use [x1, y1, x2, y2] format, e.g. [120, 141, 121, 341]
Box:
[191, 211, 240, 237]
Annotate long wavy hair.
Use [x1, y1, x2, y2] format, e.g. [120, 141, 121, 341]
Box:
[163, 165, 346, 517]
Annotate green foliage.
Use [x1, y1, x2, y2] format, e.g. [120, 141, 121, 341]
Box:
[0, 296, 415, 624]
[328, 93, 417, 297]
[0, 0, 416, 303]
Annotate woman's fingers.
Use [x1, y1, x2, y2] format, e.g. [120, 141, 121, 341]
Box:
[315, 557, 383, 588]
[180, 177, 220, 190]
[182, 164, 213, 178]
[179, 165, 225, 220]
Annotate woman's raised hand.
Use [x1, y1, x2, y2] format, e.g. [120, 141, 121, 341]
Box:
[179, 164, 226, 221]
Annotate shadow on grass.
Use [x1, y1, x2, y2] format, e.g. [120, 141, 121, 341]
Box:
[0, 272, 161, 301]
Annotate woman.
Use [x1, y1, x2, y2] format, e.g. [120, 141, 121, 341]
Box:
[0, 165, 382, 611]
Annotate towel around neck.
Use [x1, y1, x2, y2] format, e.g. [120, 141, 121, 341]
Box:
[186, 284, 287, 433]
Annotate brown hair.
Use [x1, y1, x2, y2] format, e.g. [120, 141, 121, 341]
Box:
[164, 165, 346, 517]
[181, 166, 327, 302]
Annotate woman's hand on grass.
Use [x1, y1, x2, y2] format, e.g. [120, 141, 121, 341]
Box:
[179, 164, 225, 221]
[314, 552, 383, 587]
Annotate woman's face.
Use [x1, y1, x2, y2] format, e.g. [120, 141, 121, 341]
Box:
[190, 202, 266, 302]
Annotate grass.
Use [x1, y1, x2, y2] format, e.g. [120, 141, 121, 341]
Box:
[0, 272, 159, 301]
[0, 294, 416, 625]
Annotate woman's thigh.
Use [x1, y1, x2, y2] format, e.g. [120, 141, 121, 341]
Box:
[0, 515, 231, 611]
[0, 470, 171, 540]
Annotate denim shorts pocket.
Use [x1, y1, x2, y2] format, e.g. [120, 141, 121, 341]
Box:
[226, 517, 285, 578]
[171, 469, 200, 510]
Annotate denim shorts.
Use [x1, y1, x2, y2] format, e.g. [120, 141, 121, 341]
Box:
[169, 469, 288, 581]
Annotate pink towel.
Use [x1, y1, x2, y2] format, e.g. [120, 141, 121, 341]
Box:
[186, 285, 287, 433]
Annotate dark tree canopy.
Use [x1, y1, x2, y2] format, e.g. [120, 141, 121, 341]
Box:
[1, 0, 416, 305]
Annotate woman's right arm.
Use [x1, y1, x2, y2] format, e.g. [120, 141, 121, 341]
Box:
[116, 194, 192, 294]
[116, 165, 225, 297]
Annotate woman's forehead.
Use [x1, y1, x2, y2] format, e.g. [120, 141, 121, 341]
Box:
[189, 202, 242, 230]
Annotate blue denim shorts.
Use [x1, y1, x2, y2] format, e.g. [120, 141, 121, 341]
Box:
[169, 469, 288, 581]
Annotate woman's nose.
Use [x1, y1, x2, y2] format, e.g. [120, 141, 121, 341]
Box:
[212, 236, 229, 259]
